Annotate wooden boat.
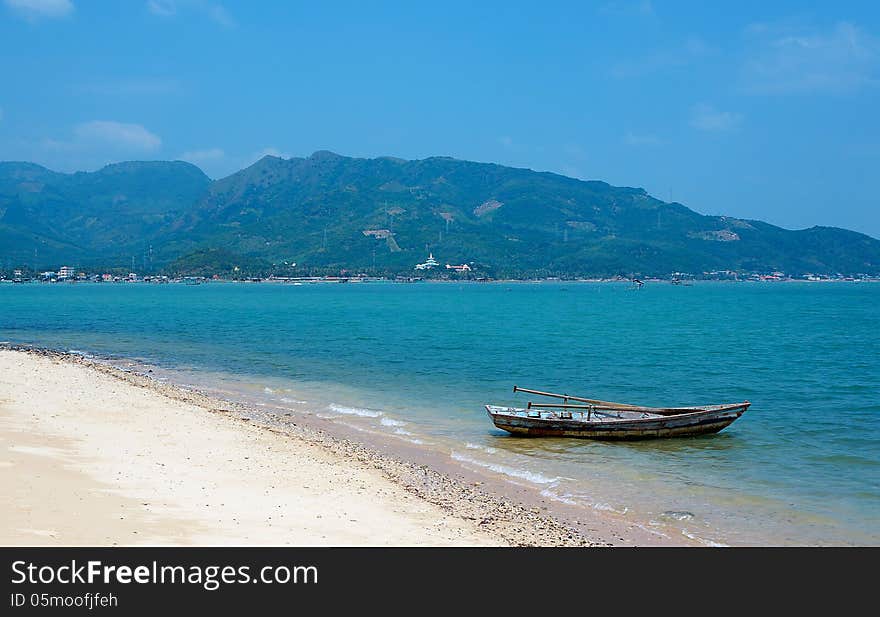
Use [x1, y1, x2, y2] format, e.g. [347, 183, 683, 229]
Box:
[486, 386, 750, 440]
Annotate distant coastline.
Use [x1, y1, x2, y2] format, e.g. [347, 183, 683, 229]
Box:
[2, 154, 878, 280]
[3, 270, 878, 285]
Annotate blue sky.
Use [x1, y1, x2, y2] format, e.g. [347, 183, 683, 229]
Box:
[1, 1, 878, 238]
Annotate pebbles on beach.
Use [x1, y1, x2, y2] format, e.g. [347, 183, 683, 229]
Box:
[1, 343, 602, 546]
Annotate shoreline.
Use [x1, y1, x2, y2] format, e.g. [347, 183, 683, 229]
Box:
[1, 343, 621, 546]
[3, 285, 876, 547]
[2, 278, 877, 286]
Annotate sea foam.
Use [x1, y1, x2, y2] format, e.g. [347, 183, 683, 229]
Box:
[593, 502, 629, 515]
[328, 404, 382, 418]
[465, 442, 498, 454]
[540, 488, 578, 505]
[681, 529, 728, 547]
[451, 451, 558, 485]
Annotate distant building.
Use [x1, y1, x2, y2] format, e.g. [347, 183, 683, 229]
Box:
[445, 263, 472, 272]
[414, 253, 440, 270]
[58, 265, 76, 279]
[101, 273, 113, 282]
[362, 229, 392, 239]
[13, 269, 22, 277]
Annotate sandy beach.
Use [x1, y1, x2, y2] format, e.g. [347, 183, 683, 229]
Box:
[0, 347, 606, 546]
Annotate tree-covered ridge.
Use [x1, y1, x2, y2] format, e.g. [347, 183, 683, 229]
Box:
[1, 152, 878, 277]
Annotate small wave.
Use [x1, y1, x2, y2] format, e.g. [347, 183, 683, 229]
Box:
[593, 502, 629, 515]
[450, 451, 558, 485]
[263, 387, 276, 394]
[681, 529, 728, 547]
[327, 404, 383, 418]
[540, 489, 578, 505]
[465, 442, 498, 454]
[393, 428, 414, 436]
[332, 420, 369, 433]
[380, 417, 405, 427]
[405, 438, 425, 445]
[280, 397, 308, 405]
[661, 510, 695, 521]
[634, 522, 670, 539]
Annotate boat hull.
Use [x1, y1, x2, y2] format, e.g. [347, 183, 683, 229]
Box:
[486, 404, 748, 440]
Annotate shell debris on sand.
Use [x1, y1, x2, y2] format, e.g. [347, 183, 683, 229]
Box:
[0, 343, 604, 547]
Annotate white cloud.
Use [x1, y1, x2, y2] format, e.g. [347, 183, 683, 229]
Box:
[742, 21, 879, 94]
[146, 0, 175, 17]
[690, 104, 742, 132]
[179, 147, 224, 163]
[4, 0, 73, 19]
[623, 131, 662, 146]
[19, 121, 162, 172]
[146, 1, 235, 27]
[74, 121, 162, 151]
[207, 3, 233, 27]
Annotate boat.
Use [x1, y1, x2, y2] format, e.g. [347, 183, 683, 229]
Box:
[486, 386, 750, 440]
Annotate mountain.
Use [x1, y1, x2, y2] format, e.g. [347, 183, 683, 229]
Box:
[0, 160, 211, 267]
[1, 152, 878, 277]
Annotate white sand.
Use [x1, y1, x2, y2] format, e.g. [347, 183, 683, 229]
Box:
[0, 349, 502, 546]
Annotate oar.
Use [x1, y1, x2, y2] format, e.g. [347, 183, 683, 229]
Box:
[513, 385, 645, 411]
[527, 402, 649, 411]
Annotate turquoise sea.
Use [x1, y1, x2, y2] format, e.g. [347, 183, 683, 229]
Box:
[1, 281, 877, 545]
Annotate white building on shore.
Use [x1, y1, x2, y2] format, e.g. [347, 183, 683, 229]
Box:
[58, 265, 76, 279]
[414, 253, 439, 270]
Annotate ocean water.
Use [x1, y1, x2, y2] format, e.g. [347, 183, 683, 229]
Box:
[1, 281, 877, 545]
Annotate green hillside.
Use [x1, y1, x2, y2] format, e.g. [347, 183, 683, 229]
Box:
[0, 160, 211, 267]
[1, 152, 878, 277]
